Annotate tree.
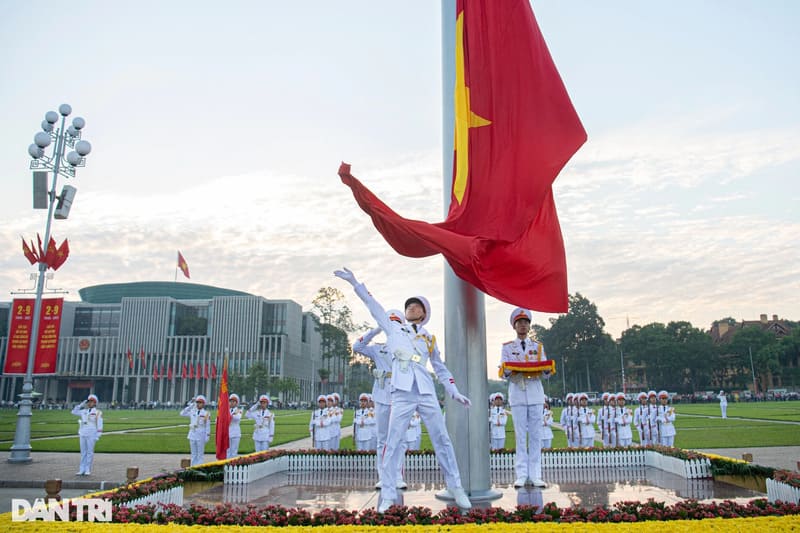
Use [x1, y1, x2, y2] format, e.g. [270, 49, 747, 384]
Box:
[539, 293, 617, 393]
[311, 286, 367, 400]
[725, 326, 777, 392]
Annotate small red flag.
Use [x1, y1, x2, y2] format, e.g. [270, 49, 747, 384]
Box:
[21, 237, 38, 265]
[51, 239, 70, 271]
[177, 251, 191, 279]
[188, 364, 194, 379]
[203, 363, 209, 380]
[126, 349, 134, 370]
[215, 359, 231, 460]
[44, 237, 58, 269]
[211, 363, 217, 379]
[197, 363, 202, 380]
[153, 365, 159, 381]
[36, 234, 45, 259]
[182, 363, 187, 379]
[139, 348, 146, 366]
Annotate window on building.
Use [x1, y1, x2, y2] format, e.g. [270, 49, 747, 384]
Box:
[171, 303, 209, 336]
[261, 303, 287, 335]
[0, 306, 9, 337]
[73, 307, 120, 337]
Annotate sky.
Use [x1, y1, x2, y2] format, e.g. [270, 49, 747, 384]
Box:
[1, 1, 798, 381]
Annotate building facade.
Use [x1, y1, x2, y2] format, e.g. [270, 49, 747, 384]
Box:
[0, 282, 323, 406]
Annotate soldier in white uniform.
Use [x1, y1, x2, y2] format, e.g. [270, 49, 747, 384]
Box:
[500, 307, 550, 488]
[354, 393, 376, 451]
[615, 393, 633, 447]
[335, 267, 472, 512]
[227, 393, 243, 458]
[633, 392, 651, 446]
[352, 310, 408, 489]
[309, 395, 331, 450]
[404, 410, 422, 451]
[541, 401, 554, 449]
[330, 393, 343, 450]
[656, 390, 676, 446]
[559, 393, 575, 448]
[647, 390, 659, 444]
[718, 390, 728, 419]
[72, 394, 103, 475]
[598, 393, 611, 448]
[180, 395, 210, 466]
[246, 394, 275, 452]
[576, 392, 596, 448]
[488, 392, 508, 451]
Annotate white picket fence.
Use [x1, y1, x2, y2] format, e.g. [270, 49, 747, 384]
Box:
[767, 478, 800, 504]
[222, 449, 711, 485]
[644, 450, 711, 479]
[122, 486, 184, 508]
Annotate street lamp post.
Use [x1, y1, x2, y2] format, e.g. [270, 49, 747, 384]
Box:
[8, 104, 91, 464]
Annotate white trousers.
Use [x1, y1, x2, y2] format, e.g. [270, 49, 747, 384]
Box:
[720, 405, 727, 418]
[510, 403, 543, 480]
[660, 435, 675, 447]
[189, 439, 205, 466]
[380, 385, 461, 502]
[490, 437, 505, 451]
[79, 435, 97, 473]
[227, 436, 241, 458]
[254, 440, 270, 452]
[375, 401, 406, 485]
[314, 438, 330, 450]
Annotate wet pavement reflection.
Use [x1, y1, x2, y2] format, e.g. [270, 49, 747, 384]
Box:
[185, 466, 764, 513]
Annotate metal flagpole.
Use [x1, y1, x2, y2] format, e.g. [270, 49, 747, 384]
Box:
[438, 0, 500, 504]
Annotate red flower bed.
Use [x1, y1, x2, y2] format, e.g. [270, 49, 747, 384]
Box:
[109, 499, 799, 526]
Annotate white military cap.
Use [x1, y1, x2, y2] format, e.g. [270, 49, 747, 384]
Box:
[510, 307, 532, 327]
[404, 296, 431, 326]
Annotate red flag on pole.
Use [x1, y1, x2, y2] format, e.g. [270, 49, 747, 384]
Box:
[215, 358, 231, 460]
[197, 363, 202, 380]
[36, 234, 45, 259]
[203, 363, 209, 380]
[44, 237, 58, 269]
[153, 365, 159, 381]
[21, 237, 38, 265]
[188, 364, 194, 379]
[139, 348, 146, 366]
[182, 363, 187, 379]
[211, 363, 217, 379]
[177, 251, 191, 279]
[338, 0, 585, 312]
[126, 349, 134, 370]
[51, 239, 70, 271]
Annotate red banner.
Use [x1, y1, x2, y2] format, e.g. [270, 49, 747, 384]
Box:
[3, 298, 63, 375]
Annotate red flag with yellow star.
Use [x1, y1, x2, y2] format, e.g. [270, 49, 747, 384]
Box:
[177, 251, 190, 279]
[338, 0, 585, 312]
[215, 358, 230, 460]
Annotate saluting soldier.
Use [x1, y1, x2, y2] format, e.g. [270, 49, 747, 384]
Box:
[500, 307, 550, 488]
[180, 395, 210, 466]
[647, 390, 659, 444]
[227, 393, 243, 458]
[246, 394, 275, 452]
[330, 393, 343, 450]
[72, 393, 103, 476]
[489, 392, 509, 451]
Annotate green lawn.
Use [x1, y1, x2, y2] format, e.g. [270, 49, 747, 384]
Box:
[1, 401, 797, 454]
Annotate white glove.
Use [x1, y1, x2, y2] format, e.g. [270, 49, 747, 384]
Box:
[333, 267, 358, 286]
[452, 391, 472, 408]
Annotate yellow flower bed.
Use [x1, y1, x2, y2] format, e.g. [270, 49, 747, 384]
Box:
[3, 515, 800, 532]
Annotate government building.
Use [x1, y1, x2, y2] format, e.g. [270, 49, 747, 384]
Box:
[0, 282, 325, 406]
